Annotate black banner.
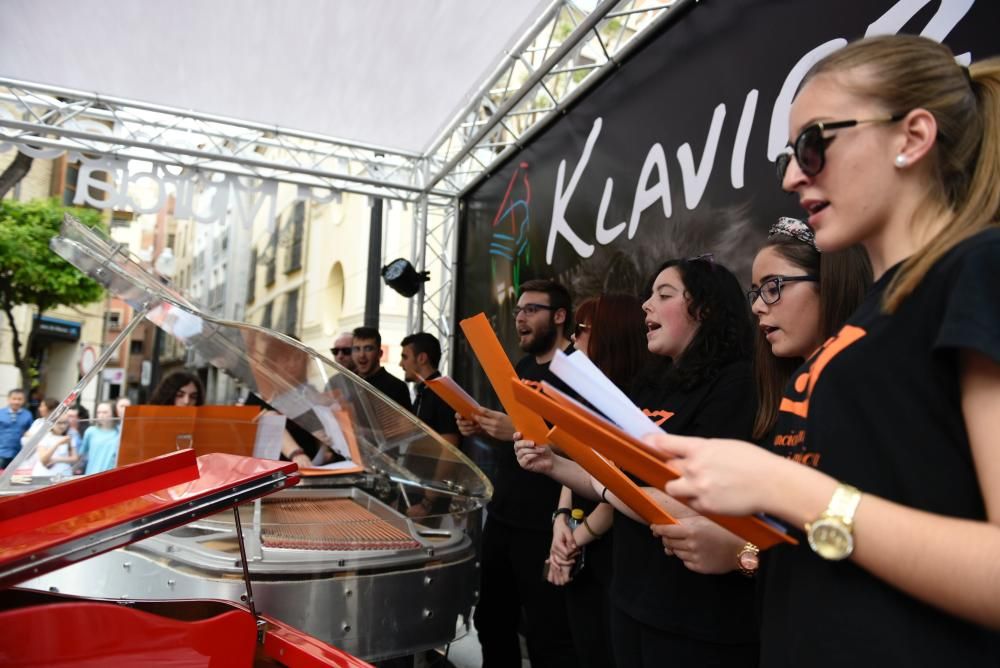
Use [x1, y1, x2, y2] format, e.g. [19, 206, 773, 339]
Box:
[454, 0, 1000, 400]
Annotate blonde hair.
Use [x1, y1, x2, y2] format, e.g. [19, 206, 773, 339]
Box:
[804, 35, 1000, 312]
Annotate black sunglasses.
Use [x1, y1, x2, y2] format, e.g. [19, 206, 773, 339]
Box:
[776, 113, 906, 184]
[747, 275, 819, 306]
[573, 323, 591, 338]
[330, 347, 352, 356]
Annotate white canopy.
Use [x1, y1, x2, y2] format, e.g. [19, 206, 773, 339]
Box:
[1, 0, 548, 153]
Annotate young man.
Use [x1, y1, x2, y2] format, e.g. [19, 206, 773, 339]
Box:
[458, 278, 579, 668]
[352, 326, 411, 411]
[399, 332, 459, 446]
[330, 332, 357, 373]
[0, 389, 34, 469]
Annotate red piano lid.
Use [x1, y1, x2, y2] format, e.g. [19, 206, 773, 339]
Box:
[0, 449, 298, 587]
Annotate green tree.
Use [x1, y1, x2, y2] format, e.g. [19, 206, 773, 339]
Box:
[0, 198, 105, 391]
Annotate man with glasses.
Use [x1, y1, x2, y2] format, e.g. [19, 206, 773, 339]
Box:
[352, 326, 411, 411]
[461, 278, 579, 668]
[0, 389, 33, 469]
[329, 332, 357, 373]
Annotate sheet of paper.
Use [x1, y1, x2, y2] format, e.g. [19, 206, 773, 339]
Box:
[252, 413, 286, 460]
[550, 349, 663, 439]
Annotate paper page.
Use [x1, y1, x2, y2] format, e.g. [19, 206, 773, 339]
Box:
[252, 413, 286, 460]
[550, 349, 663, 439]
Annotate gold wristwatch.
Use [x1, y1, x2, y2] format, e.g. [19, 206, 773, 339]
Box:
[806, 483, 862, 561]
[736, 542, 759, 576]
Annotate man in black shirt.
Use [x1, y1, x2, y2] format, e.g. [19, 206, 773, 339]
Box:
[399, 332, 459, 446]
[460, 279, 578, 668]
[351, 326, 412, 412]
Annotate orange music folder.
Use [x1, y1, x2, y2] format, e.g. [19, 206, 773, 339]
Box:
[423, 375, 481, 421]
[118, 405, 259, 466]
[459, 312, 549, 443]
[547, 426, 677, 526]
[511, 379, 797, 549]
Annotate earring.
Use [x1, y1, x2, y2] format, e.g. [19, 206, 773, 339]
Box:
[894, 154, 908, 168]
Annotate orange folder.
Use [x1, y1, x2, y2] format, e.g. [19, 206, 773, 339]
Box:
[119, 405, 260, 466]
[423, 375, 482, 421]
[511, 380, 797, 549]
[459, 312, 550, 443]
[547, 426, 677, 526]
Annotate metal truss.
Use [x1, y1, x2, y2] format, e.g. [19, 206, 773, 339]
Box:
[0, 79, 442, 202]
[0, 0, 683, 369]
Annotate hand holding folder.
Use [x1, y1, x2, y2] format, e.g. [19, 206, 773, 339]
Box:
[459, 312, 550, 443]
[511, 379, 796, 550]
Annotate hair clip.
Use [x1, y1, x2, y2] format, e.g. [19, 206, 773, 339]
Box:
[686, 252, 715, 265]
[768, 217, 819, 252]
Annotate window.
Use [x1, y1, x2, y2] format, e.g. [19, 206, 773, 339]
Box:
[265, 227, 277, 286]
[130, 340, 144, 354]
[62, 161, 80, 206]
[283, 288, 299, 336]
[106, 311, 123, 330]
[285, 202, 305, 273]
[261, 302, 273, 329]
[247, 248, 257, 303]
[167, 233, 176, 249]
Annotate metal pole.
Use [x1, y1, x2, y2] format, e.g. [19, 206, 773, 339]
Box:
[364, 198, 384, 330]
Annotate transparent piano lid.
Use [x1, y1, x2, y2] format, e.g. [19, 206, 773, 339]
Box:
[22, 214, 491, 500]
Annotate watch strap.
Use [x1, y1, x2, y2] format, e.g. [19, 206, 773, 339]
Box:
[825, 483, 862, 527]
[551, 507, 572, 524]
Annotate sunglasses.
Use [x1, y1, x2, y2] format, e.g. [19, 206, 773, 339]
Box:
[775, 113, 906, 184]
[330, 347, 352, 356]
[573, 323, 591, 338]
[747, 275, 819, 306]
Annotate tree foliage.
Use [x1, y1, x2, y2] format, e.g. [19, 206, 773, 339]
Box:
[0, 198, 106, 389]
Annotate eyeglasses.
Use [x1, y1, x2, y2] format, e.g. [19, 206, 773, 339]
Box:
[747, 275, 819, 305]
[776, 113, 906, 184]
[513, 303, 554, 318]
[573, 323, 591, 338]
[352, 344, 378, 354]
[330, 347, 352, 356]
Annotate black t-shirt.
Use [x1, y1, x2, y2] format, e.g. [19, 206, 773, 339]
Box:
[612, 359, 758, 643]
[364, 366, 413, 412]
[413, 371, 460, 438]
[760, 229, 1000, 667]
[486, 345, 576, 532]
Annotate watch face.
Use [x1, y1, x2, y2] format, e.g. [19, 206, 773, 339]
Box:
[807, 519, 854, 561]
[738, 550, 759, 571]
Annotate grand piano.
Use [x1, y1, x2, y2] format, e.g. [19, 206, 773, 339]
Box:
[0, 215, 492, 664]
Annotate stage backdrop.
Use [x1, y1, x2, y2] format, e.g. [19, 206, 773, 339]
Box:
[453, 0, 1000, 401]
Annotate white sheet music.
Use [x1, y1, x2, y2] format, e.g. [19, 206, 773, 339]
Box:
[549, 349, 664, 439]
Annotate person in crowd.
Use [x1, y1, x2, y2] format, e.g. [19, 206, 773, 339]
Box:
[21, 397, 59, 447]
[516, 258, 758, 667]
[32, 413, 78, 478]
[399, 331, 462, 517]
[352, 326, 411, 411]
[0, 389, 34, 469]
[645, 35, 1000, 666]
[543, 293, 649, 668]
[149, 371, 205, 406]
[79, 401, 120, 475]
[458, 278, 578, 668]
[114, 396, 132, 427]
[66, 406, 83, 449]
[330, 332, 357, 373]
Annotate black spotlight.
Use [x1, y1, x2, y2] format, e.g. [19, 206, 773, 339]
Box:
[381, 258, 430, 298]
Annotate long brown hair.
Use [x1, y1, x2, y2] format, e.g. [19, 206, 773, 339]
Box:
[577, 293, 649, 391]
[752, 238, 872, 440]
[803, 35, 1000, 312]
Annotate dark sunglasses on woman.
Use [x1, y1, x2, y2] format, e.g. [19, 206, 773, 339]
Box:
[776, 113, 906, 184]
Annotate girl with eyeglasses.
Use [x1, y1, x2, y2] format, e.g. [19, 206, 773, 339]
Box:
[517, 258, 758, 667]
[646, 35, 1000, 666]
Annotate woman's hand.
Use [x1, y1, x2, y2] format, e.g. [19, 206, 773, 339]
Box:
[545, 558, 573, 586]
[550, 514, 579, 564]
[474, 408, 516, 441]
[645, 432, 786, 516]
[514, 437, 555, 474]
[650, 515, 745, 574]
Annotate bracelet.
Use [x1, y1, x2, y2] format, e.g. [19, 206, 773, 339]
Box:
[551, 507, 572, 524]
[287, 447, 306, 460]
[582, 516, 602, 539]
[601, 486, 609, 503]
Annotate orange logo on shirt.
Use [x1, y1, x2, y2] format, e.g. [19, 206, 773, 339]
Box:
[779, 324, 867, 419]
[642, 409, 675, 426]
